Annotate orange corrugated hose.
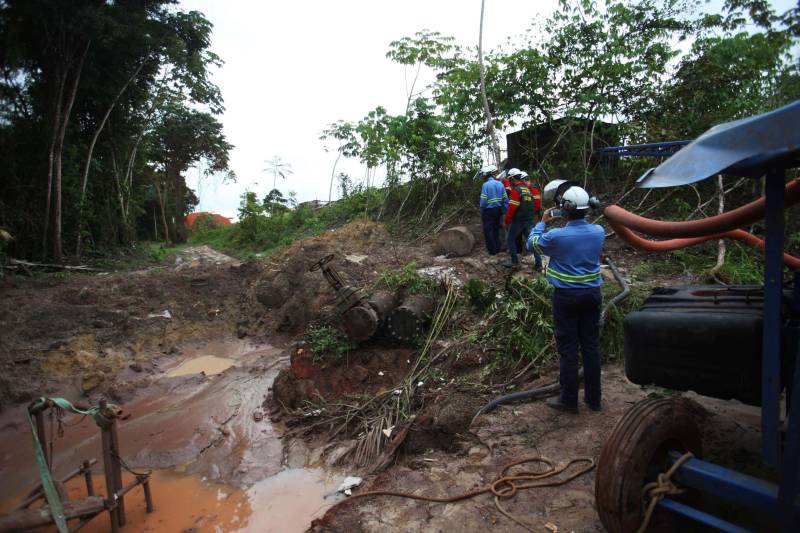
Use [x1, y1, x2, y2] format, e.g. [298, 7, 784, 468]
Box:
[603, 179, 800, 270]
[609, 223, 800, 270]
[603, 179, 800, 237]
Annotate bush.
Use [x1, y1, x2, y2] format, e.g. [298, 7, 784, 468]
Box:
[306, 325, 357, 365]
[464, 278, 494, 313]
[482, 276, 556, 367]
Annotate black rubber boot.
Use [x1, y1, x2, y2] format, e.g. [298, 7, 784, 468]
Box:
[545, 397, 578, 414]
[584, 400, 603, 412]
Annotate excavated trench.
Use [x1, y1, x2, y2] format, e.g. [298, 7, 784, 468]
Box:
[0, 337, 345, 532]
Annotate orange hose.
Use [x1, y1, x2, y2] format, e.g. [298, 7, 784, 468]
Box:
[610, 222, 800, 270]
[603, 179, 800, 238]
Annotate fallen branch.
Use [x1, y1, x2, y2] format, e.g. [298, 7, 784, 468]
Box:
[8, 258, 103, 273]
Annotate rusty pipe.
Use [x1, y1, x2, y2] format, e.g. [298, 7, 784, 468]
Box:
[603, 178, 800, 238]
[610, 222, 800, 270]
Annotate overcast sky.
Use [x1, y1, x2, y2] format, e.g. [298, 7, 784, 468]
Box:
[182, 0, 796, 220]
[181, 0, 561, 219]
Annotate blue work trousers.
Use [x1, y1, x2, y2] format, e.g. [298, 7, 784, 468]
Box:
[553, 287, 602, 407]
[507, 218, 541, 267]
[481, 207, 503, 255]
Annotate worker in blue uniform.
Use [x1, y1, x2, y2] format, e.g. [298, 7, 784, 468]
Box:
[478, 164, 507, 255]
[528, 181, 605, 413]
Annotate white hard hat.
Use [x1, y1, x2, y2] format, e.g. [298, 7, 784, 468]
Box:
[520, 171, 529, 179]
[562, 185, 591, 211]
[543, 179, 567, 204]
[480, 164, 498, 175]
[507, 168, 523, 178]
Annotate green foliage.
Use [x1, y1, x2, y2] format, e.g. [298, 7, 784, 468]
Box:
[187, 186, 386, 259]
[717, 242, 764, 284]
[464, 278, 495, 313]
[482, 277, 556, 367]
[306, 325, 357, 365]
[0, 0, 230, 258]
[374, 261, 438, 297]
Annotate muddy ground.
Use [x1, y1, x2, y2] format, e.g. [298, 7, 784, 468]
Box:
[0, 220, 773, 532]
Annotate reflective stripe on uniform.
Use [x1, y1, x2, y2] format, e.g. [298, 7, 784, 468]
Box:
[509, 200, 520, 206]
[531, 235, 543, 254]
[546, 267, 601, 283]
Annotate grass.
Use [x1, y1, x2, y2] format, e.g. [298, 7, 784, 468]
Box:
[716, 242, 764, 284]
[306, 325, 357, 366]
[373, 261, 439, 297]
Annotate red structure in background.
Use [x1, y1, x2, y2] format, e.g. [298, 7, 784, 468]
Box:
[185, 212, 232, 230]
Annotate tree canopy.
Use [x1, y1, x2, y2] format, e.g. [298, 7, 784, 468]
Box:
[0, 0, 232, 259]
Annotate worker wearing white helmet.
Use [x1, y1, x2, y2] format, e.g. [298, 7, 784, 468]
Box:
[528, 180, 605, 413]
[478, 164, 507, 255]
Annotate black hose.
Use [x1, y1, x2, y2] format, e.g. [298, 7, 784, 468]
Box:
[600, 256, 630, 324]
[471, 256, 630, 424]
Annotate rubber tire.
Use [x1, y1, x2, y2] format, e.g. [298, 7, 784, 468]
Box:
[595, 398, 703, 533]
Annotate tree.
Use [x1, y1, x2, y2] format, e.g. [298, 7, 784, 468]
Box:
[147, 100, 231, 243]
[477, 0, 501, 164]
[0, 1, 229, 258]
[262, 156, 293, 212]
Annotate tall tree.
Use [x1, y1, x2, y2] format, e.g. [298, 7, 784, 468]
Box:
[477, 0, 501, 164]
[263, 156, 293, 213]
[148, 100, 231, 243]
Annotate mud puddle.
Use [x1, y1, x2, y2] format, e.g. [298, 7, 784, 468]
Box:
[167, 355, 237, 377]
[1, 467, 343, 532]
[0, 337, 344, 532]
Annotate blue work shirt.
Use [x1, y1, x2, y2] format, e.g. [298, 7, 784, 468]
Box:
[528, 219, 605, 288]
[480, 178, 508, 211]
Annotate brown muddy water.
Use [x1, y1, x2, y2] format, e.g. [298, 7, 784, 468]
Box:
[0, 339, 345, 532]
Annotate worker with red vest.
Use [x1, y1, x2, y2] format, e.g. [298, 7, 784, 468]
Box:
[503, 169, 542, 270]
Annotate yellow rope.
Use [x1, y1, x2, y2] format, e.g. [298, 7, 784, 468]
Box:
[636, 451, 694, 533]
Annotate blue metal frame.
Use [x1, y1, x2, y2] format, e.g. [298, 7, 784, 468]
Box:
[600, 140, 690, 158]
[656, 499, 754, 533]
[599, 123, 800, 531]
[762, 170, 785, 467]
[667, 452, 782, 515]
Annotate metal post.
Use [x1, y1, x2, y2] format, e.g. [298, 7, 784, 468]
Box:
[778, 347, 800, 531]
[82, 460, 94, 497]
[762, 169, 784, 467]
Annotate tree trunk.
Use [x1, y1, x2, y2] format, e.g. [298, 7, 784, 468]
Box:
[109, 146, 132, 245]
[76, 59, 146, 256]
[328, 150, 342, 203]
[42, 66, 68, 258]
[170, 165, 187, 243]
[710, 174, 727, 278]
[477, 0, 501, 165]
[51, 41, 90, 261]
[152, 174, 170, 244]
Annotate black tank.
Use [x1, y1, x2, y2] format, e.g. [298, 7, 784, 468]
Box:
[624, 285, 796, 406]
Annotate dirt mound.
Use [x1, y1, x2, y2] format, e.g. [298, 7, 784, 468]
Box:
[242, 220, 396, 339]
[271, 342, 415, 409]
